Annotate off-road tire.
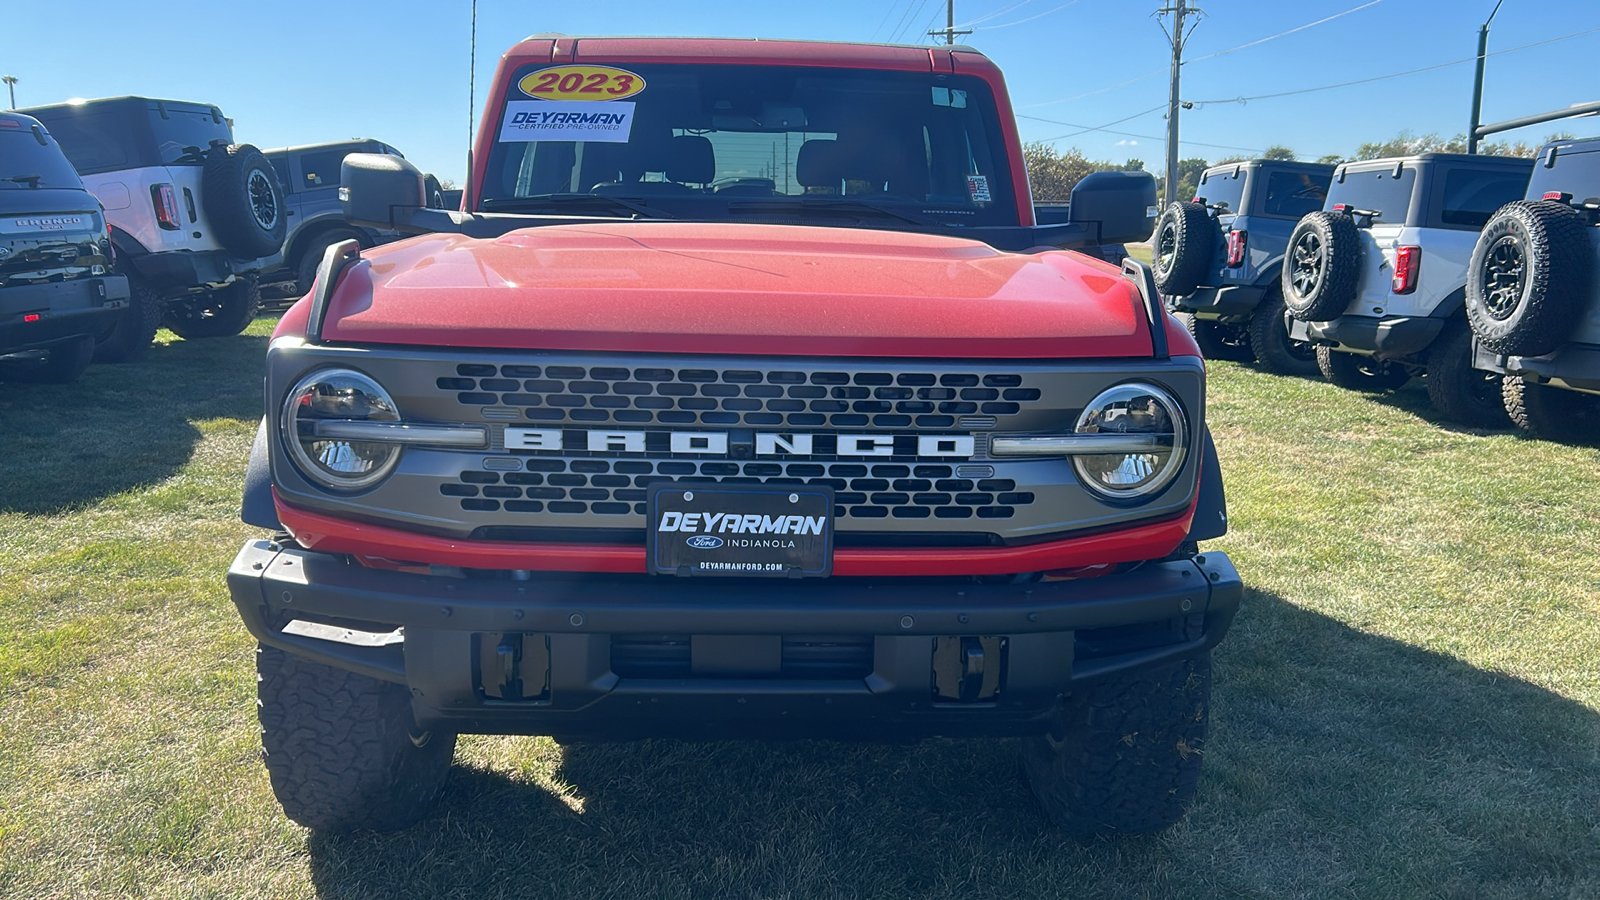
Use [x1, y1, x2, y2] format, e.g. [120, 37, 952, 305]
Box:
[0, 335, 93, 384]
[1502, 375, 1600, 445]
[1283, 211, 1362, 321]
[93, 274, 162, 363]
[1425, 325, 1509, 428]
[1466, 200, 1591, 357]
[162, 275, 260, 339]
[257, 645, 455, 833]
[1151, 202, 1214, 296]
[295, 229, 365, 295]
[1316, 345, 1409, 392]
[1178, 312, 1255, 362]
[203, 144, 287, 259]
[1248, 292, 1320, 377]
[1022, 653, 1211, 835]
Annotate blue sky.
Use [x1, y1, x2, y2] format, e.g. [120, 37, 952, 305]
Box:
[4, 0, 1596, 183]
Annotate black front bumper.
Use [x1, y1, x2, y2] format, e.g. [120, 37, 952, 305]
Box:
[227, 540, 1242, 740]
[0, 275, 129, 354]
[1168, 284, 1265, 319]
[1293, 314, 1443, 360]
[1474, 339, 1600, 395]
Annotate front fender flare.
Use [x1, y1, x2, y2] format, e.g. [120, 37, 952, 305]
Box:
[242, 417, 280, 530]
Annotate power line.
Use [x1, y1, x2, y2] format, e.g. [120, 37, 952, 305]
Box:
[954, 0, 1035, 29]
[1031, 104, 1167, 141]
[1017, 112, 1264, 153]
[974, 0, 1081, 30]
[882, 0, 922, 42]
[1189, 24, 1600, 106]
[870, 0, 905, 40]
[893, 0, 936, 42]
[1184, 0, 1385, 64]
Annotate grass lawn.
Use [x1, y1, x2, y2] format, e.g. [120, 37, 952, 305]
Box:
[1, 316, 1596, 899]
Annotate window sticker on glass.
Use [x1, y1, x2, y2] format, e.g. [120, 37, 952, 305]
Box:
[966, 174, 992, 202]
[499, 100, 637, 143]
[931, 87, 968, 108]
[518, 65, 646, 101]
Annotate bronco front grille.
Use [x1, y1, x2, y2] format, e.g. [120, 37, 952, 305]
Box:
[438, 363, 1044, 429]
[442, 459, 1033, 520]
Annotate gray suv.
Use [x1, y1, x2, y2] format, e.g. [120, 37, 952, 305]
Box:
[1153, 160, 1333, 376]
[1467, 136, 1600, 443]
[263, 140, 442, 294]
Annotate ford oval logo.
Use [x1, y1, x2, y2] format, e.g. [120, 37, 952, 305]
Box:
[685, 535, 724, 549]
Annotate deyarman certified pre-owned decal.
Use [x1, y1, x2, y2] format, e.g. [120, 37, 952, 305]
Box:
[499, 100, 637, 143]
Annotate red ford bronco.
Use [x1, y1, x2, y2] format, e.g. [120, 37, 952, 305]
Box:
[227, 35, 1240, 835]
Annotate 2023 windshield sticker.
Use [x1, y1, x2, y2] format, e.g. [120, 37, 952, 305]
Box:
[498, 100, 637, 143]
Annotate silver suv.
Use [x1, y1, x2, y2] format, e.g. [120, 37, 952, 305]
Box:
[1283, 153, 1531, 426]
[21, 97, 286, 360]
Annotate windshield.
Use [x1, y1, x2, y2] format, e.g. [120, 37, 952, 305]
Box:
[0, 121, 85, 189]
[481, 63, 1018, 227]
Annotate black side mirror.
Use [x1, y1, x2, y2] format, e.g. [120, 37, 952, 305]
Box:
[1067, 170, 1158, 245]
[341, 153, 427, 231]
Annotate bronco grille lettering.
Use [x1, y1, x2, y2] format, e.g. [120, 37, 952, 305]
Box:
[502, 429, 975, 458]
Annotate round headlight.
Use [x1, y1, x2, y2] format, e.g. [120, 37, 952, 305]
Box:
[1072, 382, 1187, 500]
[282, 368, 402, 491]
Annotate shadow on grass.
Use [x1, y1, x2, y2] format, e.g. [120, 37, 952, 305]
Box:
[1368, 380, 1515, 436]
[302, 589, 1600, 900]
[0, 333, 266, 514]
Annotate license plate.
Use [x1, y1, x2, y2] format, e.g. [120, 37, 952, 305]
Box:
[646, 483, 833, 577]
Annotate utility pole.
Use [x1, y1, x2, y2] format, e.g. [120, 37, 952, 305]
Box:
[2, 76, 16, 110]
[1467, 0, 1505, 155]
[929, 1, 972, 45]
[1157, 2, 1201, 206]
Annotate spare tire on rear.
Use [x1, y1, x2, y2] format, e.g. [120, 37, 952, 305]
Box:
[1151, 201, 1214, 296]
[203, 144, 286, 260]
[1465, 200, 1592, 357]
[1282, 210, 1362, 321]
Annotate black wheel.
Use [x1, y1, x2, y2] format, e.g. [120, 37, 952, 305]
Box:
[1022, 653, 1211, 835]
[1316, 345, 1409, 392]
[295, 229, 365, 295]
[1282, 211, 1362, 321]
[257, 645, 454, 833]
[162, 275, 260, 339]
[1248, 293, 1320, 377]
[93, 274, 163, 363]
[203, 144, 287, 259]
[0, 335, 94, 384]
[1503, 375, 1600, 445]
[1425, 325, 1509, 428]
[1466, 200, 1591, 357]
[1151, 202, 1215, 296]
[1178, 312, 1254, 362]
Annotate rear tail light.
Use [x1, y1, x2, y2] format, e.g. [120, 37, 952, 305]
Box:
[1392, 245, 1420, 294]
[1225, 230, 1248, 267]
[151, 183, 181, 230]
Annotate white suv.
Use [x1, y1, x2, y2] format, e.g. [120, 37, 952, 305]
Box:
[1283, 153, 1531, 426]
[20, 96, 286, 361]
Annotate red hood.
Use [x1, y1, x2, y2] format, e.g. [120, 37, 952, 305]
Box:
[292, 222, 1157, 358]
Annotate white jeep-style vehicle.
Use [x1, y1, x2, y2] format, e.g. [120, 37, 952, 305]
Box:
[20, 96, 286, 360]
[1283, 153, 1531, 426]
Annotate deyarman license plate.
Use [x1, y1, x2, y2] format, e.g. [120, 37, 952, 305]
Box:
[647, 483, 834, 577]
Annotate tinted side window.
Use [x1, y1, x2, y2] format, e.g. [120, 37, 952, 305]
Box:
[1526, 147, 1600, 200]
[1261, 170, 1329, 219]
[1195, 169, 1245, 212]
[1438, 168, 1529, 228]
[1326, 168, 1416, 224]
[0, 127, 86, 189]
[298, 151, 346, 189]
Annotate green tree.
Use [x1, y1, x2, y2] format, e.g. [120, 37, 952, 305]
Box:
[1022, 141, 1117, 201]
[1316, 154, 1344, 166]
[1262, 145, 1296, 161]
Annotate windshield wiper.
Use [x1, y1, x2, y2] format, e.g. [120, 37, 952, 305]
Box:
[480, 193, 676, 220]
[4, 175, 43, 188]
[725, 197, 942, 228]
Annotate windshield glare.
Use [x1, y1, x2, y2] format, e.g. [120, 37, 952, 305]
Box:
[482, 64, 1018, 226]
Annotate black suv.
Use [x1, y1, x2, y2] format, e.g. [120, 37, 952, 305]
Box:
[1153, 160, 1334, 376]
[0, 113, 129, 384]
[263, 140, 440, 294]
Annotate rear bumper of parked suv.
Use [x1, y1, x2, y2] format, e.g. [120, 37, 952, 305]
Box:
[129, 249, 282, 293]
[1474, 340, 1600, 395]
[0, 275, 128, 353]
[227, 539, 1242, 740]
[1169, 284, 1265, 319]
[1291, 313, 1444, 359]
